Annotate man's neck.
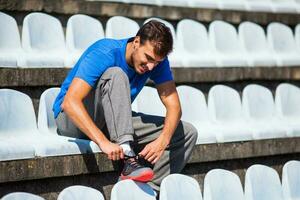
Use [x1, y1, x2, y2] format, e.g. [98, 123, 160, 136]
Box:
[125, 41, 134, 68]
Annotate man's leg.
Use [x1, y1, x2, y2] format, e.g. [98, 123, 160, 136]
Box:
[131, 112, 198, 191]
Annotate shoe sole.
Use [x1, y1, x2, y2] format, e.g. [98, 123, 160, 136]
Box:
[120, 170, 154, 182]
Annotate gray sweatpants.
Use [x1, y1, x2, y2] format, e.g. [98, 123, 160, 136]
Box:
[55, 67, 198, 191]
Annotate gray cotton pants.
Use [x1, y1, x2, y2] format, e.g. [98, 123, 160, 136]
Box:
[55, 67, 198, 191]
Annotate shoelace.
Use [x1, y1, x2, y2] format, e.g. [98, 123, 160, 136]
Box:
[124, 155, 142, 169]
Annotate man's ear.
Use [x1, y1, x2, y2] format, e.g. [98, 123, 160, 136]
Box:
[133, 36, 141, 48]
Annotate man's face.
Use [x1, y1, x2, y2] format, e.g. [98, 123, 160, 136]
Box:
[131, 38, 164, 75]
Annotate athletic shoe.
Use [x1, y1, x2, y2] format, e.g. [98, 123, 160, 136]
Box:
[119, 155, 154, 182]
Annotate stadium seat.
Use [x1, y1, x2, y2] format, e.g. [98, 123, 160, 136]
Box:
[144, 18, 182, 67]
[271, 0, 298, 13]
[1, 192, 45, 200]
[203, 169, 244, 200]
[111, 180, 156, 200]
[217, 0, 246, 11]
[209, 21, 248, 67]
[275, 83, 300, 137]
[282, 160, 300, 200]
[208, 85, 252, 142]
[57, 185, 104, 200]
[244, 0, 272, 12]
[19, 12, 66, 68]
[176, 19, 216, 67]
[159, 0, 188, 7]
[65, 14, 104, 67]
[134, 86, 165, 116]
[177, 85, 217, 144]
[160, 174, 203, 200]
[242, 84, 287, 139]
[106, 16, 140, 39]
[38, 88, 100, 153]
[267, 22, 300, 67]
[295, 24, 300, 49]
[245, 164, 284, 200]
[239, 22, 276, 67]
[0, 12, 22, 67]
[188, 0, 218, 9]
[125, 0, 159, 5]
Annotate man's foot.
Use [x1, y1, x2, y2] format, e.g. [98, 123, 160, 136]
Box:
[119, 155, 154, 182]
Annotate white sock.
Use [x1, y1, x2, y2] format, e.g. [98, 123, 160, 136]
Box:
[120, 142, 136, 157]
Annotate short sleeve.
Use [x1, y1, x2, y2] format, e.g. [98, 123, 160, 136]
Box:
[150, 58, 173, 85]
[75, 50, 114, 88]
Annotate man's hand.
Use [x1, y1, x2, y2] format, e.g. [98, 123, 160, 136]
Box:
[139, 136, 169, 164]
[98, 140, 124, 161]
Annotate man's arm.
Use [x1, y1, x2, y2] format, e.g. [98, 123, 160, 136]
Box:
[62, 77, 124, 160]
[139, 80, 182, 164]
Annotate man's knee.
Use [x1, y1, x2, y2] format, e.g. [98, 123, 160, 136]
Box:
[105, 67, 129, 83]
[181, 121, 198, 144]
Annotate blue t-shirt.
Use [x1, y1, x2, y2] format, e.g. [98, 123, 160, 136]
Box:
[53, 38, 173, 118]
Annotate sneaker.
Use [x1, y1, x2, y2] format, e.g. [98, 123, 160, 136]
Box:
[119, 155, 154, 182]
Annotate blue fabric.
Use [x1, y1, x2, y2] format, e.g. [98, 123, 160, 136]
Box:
[53, 38, 173, 118]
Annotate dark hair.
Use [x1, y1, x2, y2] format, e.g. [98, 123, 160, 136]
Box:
[136, 20, 173, 58]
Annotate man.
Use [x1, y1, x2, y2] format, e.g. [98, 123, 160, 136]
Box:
[53, 20, 197, 191]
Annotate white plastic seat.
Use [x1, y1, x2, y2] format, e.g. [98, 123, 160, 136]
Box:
[160, 0, 188, 7]
[134, 86, 165, 116]
[144, 18, 182, 67]
[209, 21, 247, 67]
[125, 0, 159, 5]
[217, 0, 246, 11]
[239, 22, 276, 67]
[57, 185, 104, 200]
[282, 160, 300, 200]
[19, 12, 66, 68]
[106, 16, 140, 39]
[177, 19, 216, 67]
[245, 164, 284, 200]
[160, 174, 203, 200]
[188, 0, 218, 9]
[242, 84, 287, 139]
[177, 86, 216, 144]
[295, 24, 300, 50]
[275, 83, 300, 137]
[244, 0, 272, 12]
[38, 88, 100, 153]
[203, 169, 244, 200]
[208, 85, 252, 143]
[0, 12, 22, 67]
[271, 0, 298, 13]
[111, 180, 156, 200]
[65, 14, 104, 68]
[267, 22, 300, 67]
[1, 192, 45, 200]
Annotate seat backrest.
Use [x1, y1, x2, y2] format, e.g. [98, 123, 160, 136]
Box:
[22, 12, 65, 51]
[160, 174, 203, 200]
[106, 16, 140, 39]
[267, 22, 297, 53]
[282, 160, 300, 200]
[0, 89, 37, 134]
[177, 19, 210, 54]
[2, 192, 45, 200]
[66, 14, 104, 51]
[38, 88, 60, 134]
[208, 85, 243, 121]
[275, 83, 300, 118]
[177, 85, 209, 122]
[134, 86, 165, 116]
[245, 164, 284, 200]
[204, 169, 244, 200]
[239, 21, 270, 54]
[209, 20, 242, 54]
[0, 12, 21, 50]
[111, 180, 156, 200]
[57, 185, 104, 200]
[242, 84, 275, 120]
[295, 24, 300, 52]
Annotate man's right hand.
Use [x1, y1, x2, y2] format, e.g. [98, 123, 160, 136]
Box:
[98, 140, 124, 161]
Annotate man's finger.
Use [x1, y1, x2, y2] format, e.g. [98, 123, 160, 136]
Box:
[147, 154, 156, 163]
[139, 146, 149, 157]
[144, 151, 154, 160]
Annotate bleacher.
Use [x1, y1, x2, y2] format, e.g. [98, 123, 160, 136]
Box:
[1, 0, 300, 199]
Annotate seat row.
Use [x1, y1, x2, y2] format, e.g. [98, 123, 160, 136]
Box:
[1, 83, 300, 161]
[133, 83, 300, 144]
[2, 160, 300, 200]
[1, 12, 300, 68]
[89, 0, 300, 14]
